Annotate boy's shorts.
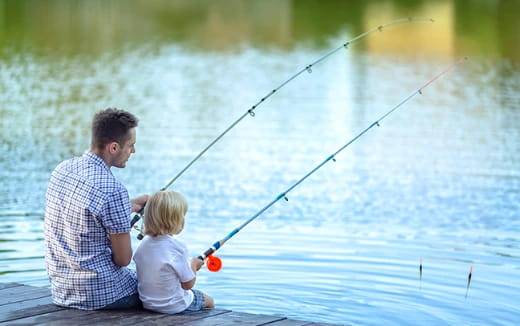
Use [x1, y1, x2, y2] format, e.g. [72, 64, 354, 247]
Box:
[185, 289, 205, 311]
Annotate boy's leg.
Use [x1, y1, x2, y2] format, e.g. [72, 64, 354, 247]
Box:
[185, 289, 214, 311]
[203, 293, 215, 309]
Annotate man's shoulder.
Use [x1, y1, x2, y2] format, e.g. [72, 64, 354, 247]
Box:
[51, 155, 126, 198]
[54, 155, 94, 174]
[54, 155, 80, 170]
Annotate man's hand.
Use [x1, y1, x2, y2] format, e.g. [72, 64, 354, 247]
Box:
[130, 194, 149, 212]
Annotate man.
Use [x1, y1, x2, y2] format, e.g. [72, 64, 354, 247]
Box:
[44, 108, 148, 310]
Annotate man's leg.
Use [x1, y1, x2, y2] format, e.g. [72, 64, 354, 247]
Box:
[100, 293, 141, 310]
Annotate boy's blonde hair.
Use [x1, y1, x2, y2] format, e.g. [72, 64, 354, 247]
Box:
[143, 191, 188, 236]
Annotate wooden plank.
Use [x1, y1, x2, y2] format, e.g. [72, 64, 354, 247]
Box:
[65, 308, 232, 326]
[39, 308, 161, 326]
[0, 283, 342, 326]
[122, 308, 232, 326]
[175, 311, 286, 325]
[263, 319, 321, 326]
[0, 283, 22, 290]
[1, 308, 233, 326]
[0, 296, 66, 323]
[0, 308, 99, 325]
[0, 285, 51, 305]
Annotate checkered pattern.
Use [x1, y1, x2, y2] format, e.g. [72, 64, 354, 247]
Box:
[44, 152, 137, 310]
[185, 289, 206, 311]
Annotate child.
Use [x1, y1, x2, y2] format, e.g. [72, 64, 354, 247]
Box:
[133, 191, 215, 314]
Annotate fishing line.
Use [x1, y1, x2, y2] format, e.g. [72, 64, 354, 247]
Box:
[198, 57, 468, 272]
[130, 17, 434, 235]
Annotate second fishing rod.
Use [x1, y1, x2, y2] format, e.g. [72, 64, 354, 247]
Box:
[129, 17, 434, 233]
[197, 57, 468, 272]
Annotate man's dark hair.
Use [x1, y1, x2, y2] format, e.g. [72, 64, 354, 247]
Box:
[91, 108, 138, 149]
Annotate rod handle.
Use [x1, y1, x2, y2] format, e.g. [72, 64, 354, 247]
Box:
[130, 207, 145, 240]
[130, 207, 144, 227]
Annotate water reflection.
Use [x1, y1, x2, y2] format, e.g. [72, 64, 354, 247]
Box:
[0, 0, 518, 61]
[0, 1, 519, 325]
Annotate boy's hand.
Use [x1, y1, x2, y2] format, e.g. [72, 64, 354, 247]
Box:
[191, 257, 204, 272]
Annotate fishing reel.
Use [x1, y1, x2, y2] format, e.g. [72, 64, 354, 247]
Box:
[130, 210, 145, 240]
[205, 254, 222, 272]
[198, 244, 224, 272]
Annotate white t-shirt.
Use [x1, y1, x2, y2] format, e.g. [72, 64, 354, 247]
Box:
[133, 235, 195, 314]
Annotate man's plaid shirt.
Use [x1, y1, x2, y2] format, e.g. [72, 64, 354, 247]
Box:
[44, 151, 137, 310]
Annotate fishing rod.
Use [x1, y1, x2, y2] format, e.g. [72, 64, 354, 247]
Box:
[161, 17, 433, 189]
[198, 57, 468, 272]
[130, 17, 434, 235]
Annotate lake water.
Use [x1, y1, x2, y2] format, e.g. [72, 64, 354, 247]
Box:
[0, 1, 519, 325]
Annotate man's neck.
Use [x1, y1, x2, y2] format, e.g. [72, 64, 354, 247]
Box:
[90, 148, 112, 168]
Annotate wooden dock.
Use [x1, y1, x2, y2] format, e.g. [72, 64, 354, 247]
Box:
[0, 283, 341, 325]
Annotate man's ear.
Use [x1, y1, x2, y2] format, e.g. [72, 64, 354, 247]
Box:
[108, 142, 119, 154]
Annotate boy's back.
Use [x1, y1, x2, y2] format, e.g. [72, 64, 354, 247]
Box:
[134, 235, 195, 313]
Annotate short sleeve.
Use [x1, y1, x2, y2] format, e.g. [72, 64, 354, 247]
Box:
[102, 187, 131, 234]
[171, 243, 195, 283]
